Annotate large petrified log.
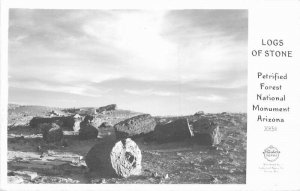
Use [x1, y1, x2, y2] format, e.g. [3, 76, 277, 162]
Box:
[30, 116, 76, 131]
[191, 117, 221, 145]
[114, 114, 156, 139]
[152, 118, 193, 142]
[85, 138, 142, 178]
[42, 123, 63, 142]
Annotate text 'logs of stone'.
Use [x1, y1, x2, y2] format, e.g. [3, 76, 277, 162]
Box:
[253, 72, 289, 123]
[251, 39, 293, 57]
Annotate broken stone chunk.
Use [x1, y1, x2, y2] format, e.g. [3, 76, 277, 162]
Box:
[191, 118, 221, 145]
[153, 118, 193, 143]
[42, 123, 63, 143]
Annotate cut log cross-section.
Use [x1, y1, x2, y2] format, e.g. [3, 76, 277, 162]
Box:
[85, 138, 142, 178]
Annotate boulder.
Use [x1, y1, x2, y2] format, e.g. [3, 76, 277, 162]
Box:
[191, 118, 221, 145]
[96, 104, 117, 113]
[114, 114, 156, 139]
[85, 138, 142, 178]
[78, 121, 99, 140]
[153, 118, 193, 143]
[42, 123, 63, 142]
[8, 171, 38, 181]
[7, 176, 24, 184]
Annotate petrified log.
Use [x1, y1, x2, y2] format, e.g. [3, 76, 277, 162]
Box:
[85, 138, 142, 178]
[42, 123, 63, 142]
[153, 118, 193, 142]
[191, 118, 221, 145]
[78, 121, 99, 140]
[73, 121, 81, 132]
[30, 116, 75, 131]
[114, 114, 156, 139]
[73, 114, 82, 132]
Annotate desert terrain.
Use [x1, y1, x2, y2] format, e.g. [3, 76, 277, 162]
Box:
[7, 104, 247, 184]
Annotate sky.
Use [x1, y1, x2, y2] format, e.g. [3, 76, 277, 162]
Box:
[8, 9, 248, 116]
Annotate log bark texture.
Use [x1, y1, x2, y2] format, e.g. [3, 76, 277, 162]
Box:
[114, 114, 156, 139]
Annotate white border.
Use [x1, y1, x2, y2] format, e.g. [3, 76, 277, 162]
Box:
[1, 0, 300, 190]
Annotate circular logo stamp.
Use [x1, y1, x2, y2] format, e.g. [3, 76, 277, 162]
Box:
[263, 145, 280, 162]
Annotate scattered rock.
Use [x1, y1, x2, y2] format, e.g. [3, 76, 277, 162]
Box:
[163, 174, 169, 179]
[152, 172, 159, 178]
[85, 138, 142, 178]
[8, 176, 24, 184]
[191, 118, 222, 145]
[36, 176, 79, 184]
[153, 118, 193, 143]
[11, 171, 38, 181]
[101, 178, 106, 184]
[36, 146, 42, 152]
[42, 123, 63, 143]
[211, 176, 219, 183]
[114, 114, 156, 139]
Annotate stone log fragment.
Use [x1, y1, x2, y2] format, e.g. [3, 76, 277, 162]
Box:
[73, 114, 82, 132]
[30, 116, 76, 131]
[114, 114, 156, 139]
[42, 123, 64, 142]
[78, 121, 99, 140]
[85, 138, 142, 178]
[153, 118, 193, 142]
[191, 117, 221, 146]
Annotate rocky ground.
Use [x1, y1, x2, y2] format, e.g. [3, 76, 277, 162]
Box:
[7, 104, 247, 184]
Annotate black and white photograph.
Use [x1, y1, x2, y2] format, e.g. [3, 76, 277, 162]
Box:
[7, 9, 248, 184]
